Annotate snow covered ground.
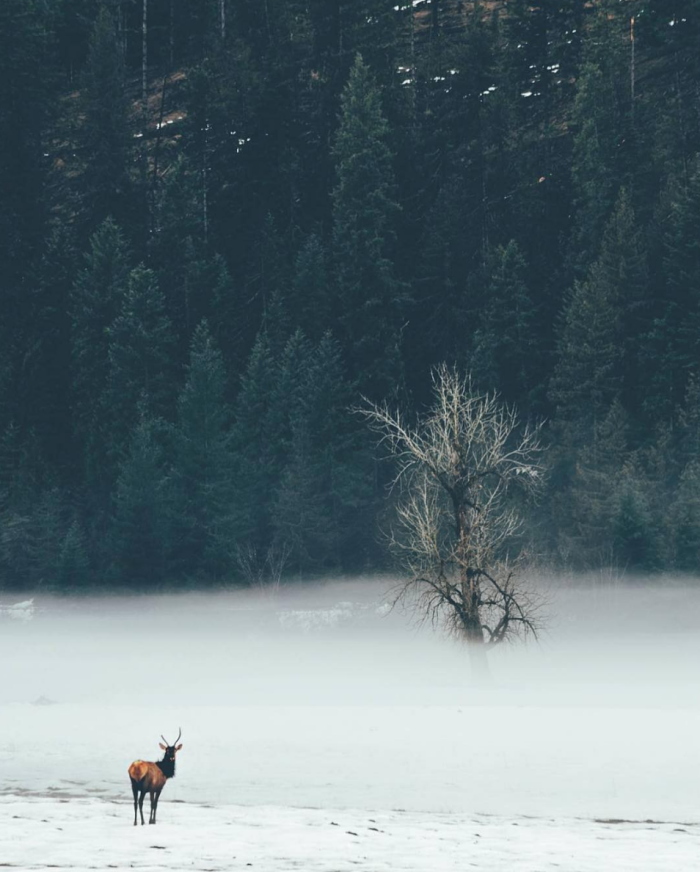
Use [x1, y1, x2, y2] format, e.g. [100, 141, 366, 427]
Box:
[1, 579, 699, 869]
[1, 795, 696, 871]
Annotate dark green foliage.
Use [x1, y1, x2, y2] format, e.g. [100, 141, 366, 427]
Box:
[22, 225, 78, 467]
[70, 219, 130, 458]
[332, 54, 405, 400]
[103, 266, 176, 463]
[550, 190, 648, 446]
[643, 165, 700, 423]
[4, 3, 700, 588]
[111, 408, 171, 587]
[566, 400, 629, 567]
[171, 321, 233, 577]
[55, 518, 91, 591]
[0, 0, 49, 298]
[670, 461, 700, 574]
[230, 330, 279, 553]
[272, 331, 375, 572]
[470, 241, 539, 411]
[80, 3, 144, 238]
[292, 234, 331, 341]
[614, 462, 659, 572]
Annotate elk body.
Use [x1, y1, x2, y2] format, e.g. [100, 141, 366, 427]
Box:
[128, 729, 182, 825]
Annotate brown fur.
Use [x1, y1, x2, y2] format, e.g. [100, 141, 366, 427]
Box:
[128, 760, 167, 792]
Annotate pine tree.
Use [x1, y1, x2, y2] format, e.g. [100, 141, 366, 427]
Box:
[0, 425, 49, 589]
[150, 155, 211, 349]
[614, 461, 659, 572]
[670, 460, 700, 574]
[643, 164, 700, 423]
[81, 3, 143, 238]
[594, 189, 649, 419]
[291, 234, 331, 341]
[568, 61, 619, 275]
[70, 218, 130, 456]
[549, 275, 621, 449]
[414, 175, 475, 382]
[210, 253, 247, 390]
[230, 331, 279, 555]
[28, 486, 66, 589]
[103, 266, 175, 463]
[55, 517, 91, 591]
[550, 190, 648, 443]
[111, 408, 171, 587]
[567, 0, 633, 276]
[303, 332, 375, 569]
[470, 241, 539, 411]
[22, 224, 77, 468]
[567, 400, 629, 566]
[272, 417, 333, 574]
[171, 321, 233, 578]
[0, 0, 49, 300]
[53, 0, 96, 83]
[332, 54, 404, 400]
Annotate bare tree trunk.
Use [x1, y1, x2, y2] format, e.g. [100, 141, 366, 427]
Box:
[142, 0, 148, 111]
[630, 16, 636, 126]
[150, 74, 169, 233]
[117, 1, 128, 65]
[220, 0, 226, 40]
[202, 136, 209, 247]
[466, 638, 491, 683]
[169, 0, 174, 66]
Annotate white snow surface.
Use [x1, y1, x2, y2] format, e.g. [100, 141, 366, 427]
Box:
[1, 796, 696, 871]
[1, 578, 699, 869]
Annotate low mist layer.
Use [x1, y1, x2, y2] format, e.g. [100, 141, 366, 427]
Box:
[1, 577, 698, 820]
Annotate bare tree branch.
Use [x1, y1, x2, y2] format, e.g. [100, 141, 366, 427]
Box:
[358, 365, 545, 651]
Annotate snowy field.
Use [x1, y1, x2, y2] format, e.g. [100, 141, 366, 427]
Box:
[1, 578, 699, 870]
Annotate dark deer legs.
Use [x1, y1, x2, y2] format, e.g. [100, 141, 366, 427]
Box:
[131, 780, 143, 826]
[149, 788, 162, 824]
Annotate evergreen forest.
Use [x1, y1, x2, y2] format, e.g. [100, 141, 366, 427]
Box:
[2, 0, 700, 591]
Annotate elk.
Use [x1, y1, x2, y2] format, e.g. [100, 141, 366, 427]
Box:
[128, 728, 182, 825]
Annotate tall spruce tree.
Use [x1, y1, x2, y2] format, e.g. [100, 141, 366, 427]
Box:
[291, 234, 331, 341]
[332, 54, 404, 400]
[470, 241, 539, 412]
[550, 190, 648, 443]
[111, 407, 171, 587]
[567, 400, 629, 567]
[70, 219, 130, 468]
[23, 225, 77, 468]
[103, 266, 175, 464]
[670, 460, 700, 574]
[0, 0, 49, 302]
[171, 321, 233, 578]
[81, 3, 143, 239]
[643, 164, 700, 423]
[230, 331, 279, 558]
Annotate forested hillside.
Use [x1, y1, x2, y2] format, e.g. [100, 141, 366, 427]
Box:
[1, 0, 699, 590]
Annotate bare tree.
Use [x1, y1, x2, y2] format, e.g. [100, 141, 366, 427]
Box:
[235, 540, 290, 596]
[360, 365, 544, 672]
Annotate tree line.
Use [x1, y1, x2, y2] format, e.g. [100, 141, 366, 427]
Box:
[1, 0, 700, 591]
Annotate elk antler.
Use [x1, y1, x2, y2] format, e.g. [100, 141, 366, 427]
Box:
[161, 728, 181, 747]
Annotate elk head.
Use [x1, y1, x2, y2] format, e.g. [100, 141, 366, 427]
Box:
[159, 727, 183, 766]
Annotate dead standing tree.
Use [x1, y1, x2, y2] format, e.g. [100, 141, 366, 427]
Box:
[361, 365, 544, 674]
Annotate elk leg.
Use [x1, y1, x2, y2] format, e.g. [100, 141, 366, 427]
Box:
[149, 790, 156, 824]
[131, 780, 139, 826]
[152, 788, 162, 824]
[138, 790, 146, 825]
